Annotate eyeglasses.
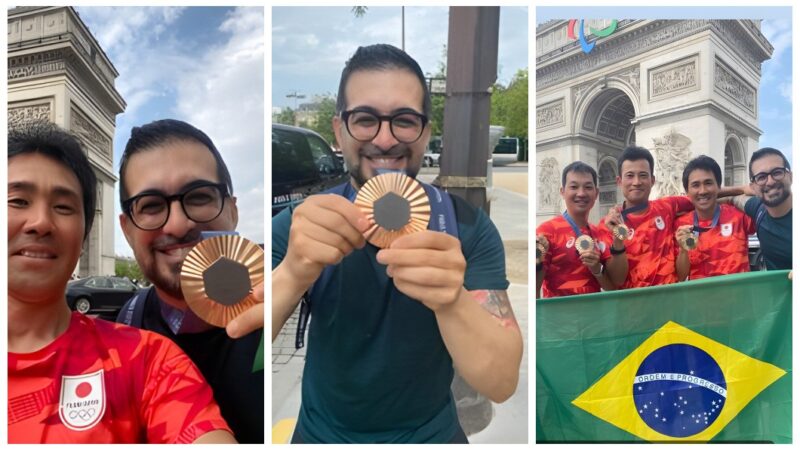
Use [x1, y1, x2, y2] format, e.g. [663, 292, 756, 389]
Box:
[751, 167, 789, 185]
[341, 108, 428, 144]
[123, 182, 228, 231]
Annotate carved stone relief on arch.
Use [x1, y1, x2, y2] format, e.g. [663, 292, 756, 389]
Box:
[652, 129, 692, 198]
[538, 157, 561, 214]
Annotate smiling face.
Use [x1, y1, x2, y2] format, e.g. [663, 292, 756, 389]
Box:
[560, 170, 598, 218]
[686, 168, 719, 216]
[8, 153, 85, 304]
[750, 154, 792, 208]
[119, 139, 238, 302]
[333, 69, 430, 188]
[618, 159, 654, 205]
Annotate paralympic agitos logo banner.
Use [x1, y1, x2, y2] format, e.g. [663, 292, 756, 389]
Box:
[568, 19, 618, 54]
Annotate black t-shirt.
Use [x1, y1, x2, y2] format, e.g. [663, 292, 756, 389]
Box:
[117, 288, 264, 443]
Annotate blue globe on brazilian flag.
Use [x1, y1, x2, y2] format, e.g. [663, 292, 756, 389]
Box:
[537, 271, 792, 443]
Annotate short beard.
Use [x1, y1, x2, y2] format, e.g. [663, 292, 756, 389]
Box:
[345, 149, 419, 189]
[761, 187, 790, 207]
[145, 264, 184, 301]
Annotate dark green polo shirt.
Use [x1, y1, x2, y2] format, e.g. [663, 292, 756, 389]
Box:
[272, 195, 508, 443]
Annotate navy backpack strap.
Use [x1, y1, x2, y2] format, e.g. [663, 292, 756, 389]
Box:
[294, 180, 459, 349]
[755, 203, 768, 230]
[117, 286, 153, 327]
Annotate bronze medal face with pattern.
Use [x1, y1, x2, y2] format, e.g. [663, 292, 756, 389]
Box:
[575, 235, 595, 255]
[354, 172, 430, 248]
[682, 234, 698, 251]
[613, 224, 630, 241]
[180, 235, 264, 327]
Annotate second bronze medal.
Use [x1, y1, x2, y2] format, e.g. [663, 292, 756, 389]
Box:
[355, 172, 431, 248]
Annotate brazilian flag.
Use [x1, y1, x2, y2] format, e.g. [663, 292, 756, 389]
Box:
[537, 270, 791, 443]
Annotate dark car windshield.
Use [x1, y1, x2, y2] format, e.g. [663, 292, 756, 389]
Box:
[273, 128, 318, 184]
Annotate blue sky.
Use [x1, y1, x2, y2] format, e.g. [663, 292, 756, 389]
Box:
[75, 7, 265, 256]
[536, 7, 793, 165]
[272, 6, 529, 111]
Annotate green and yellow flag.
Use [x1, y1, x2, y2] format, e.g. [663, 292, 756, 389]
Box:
[537, 271, 792, 443]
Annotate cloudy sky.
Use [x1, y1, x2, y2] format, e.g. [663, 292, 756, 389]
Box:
[75, 6, 265, 256]
[272, 6, 529, 111]
[536, 6, 793, 164]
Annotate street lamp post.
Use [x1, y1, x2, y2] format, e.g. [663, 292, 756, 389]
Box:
[286, 90, 306, 126]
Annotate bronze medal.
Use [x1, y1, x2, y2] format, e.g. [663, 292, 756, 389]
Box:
[613, 224, 630, 241]
[536, 236, 549, 265]
[354, 172, 430, 248]
[180, 235, 264, 327]
[681, 234, 698, 251]
[575, 235, 595, 255]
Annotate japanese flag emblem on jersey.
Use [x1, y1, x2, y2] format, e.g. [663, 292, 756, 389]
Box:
[654, 216, 665, 230]
[59, 369, 106, 431]
[721, 223, 733, 237]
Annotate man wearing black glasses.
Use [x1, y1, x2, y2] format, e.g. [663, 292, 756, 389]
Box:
[272, 44, 522, 443]
[117, 119, 264, 443]
[728, 147, 793, 270]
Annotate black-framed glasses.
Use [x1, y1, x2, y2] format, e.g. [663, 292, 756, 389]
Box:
[751, 167, 789, 185]
[123, 182, 228, 231]
[341, 107, 428, 144]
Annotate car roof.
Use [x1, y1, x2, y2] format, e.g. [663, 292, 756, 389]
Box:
[272, 122, 326, 139]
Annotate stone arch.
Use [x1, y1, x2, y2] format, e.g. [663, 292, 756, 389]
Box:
[572, 77, 640, 137]
[597, 156, 619, 217]
[724, 134, 746, 187]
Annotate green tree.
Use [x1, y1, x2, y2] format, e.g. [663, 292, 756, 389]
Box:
[115, 257, 146, 283]
[490, 68, 528, 139]
[352, 6, 368, 18]
[307, 96, 337, 145]
[428, 44, 447, 137]
[275, 107, 295, 126]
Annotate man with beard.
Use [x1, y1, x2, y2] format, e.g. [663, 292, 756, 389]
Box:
[8, 121, 233, 443]
[674, 156, 754, 281]
[728, 147, 793, 270]
[536, 162, 628, 298]
[117, 119, 264, 443]
[272, 44, 523, 443]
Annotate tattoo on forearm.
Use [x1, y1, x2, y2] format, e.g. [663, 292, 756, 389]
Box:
[470, 290, 518, 329]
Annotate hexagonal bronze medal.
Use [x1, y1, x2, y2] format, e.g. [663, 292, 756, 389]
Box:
[180, 235, 264, 327]
[355, 172, 430, 248]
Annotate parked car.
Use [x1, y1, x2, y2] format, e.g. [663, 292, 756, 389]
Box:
[66, 276, 140, 318]
[272, 123, 349, 216]
[423, 136, 442, 167]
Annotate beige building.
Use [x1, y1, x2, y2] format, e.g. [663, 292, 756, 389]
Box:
[8, 6, 126, 277]
[536, 20, 773, 224]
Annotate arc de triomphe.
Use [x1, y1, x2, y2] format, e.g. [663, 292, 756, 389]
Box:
[536, 19, 773, 225]
[8, 6, 126, 277]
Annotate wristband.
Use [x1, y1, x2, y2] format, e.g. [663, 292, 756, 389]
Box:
[610, 245, 626, 255]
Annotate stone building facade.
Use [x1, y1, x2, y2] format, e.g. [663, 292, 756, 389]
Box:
[8, 6, 126, 277]
[536, 20, 773, 224]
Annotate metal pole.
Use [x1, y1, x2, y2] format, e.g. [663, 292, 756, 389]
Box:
[436, 7, 500, 214]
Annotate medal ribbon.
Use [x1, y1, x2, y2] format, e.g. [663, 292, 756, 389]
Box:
[562, 210, 592, 239]
[692, 204, 721, 235]
[621, 201, 649, 224]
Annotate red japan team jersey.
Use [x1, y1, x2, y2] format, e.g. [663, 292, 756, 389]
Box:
[599, 196, 694, 289]
[674, 204, 754, 280]
[537, 215, 611, 298]
[9, 313, 231, 444]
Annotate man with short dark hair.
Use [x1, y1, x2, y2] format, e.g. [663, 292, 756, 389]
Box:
[117, 119, 264, 443]
[674, 155, 754, 280]
[272, 44, 522, 443]
[536, 162, 627, 298]
[601, 146, 694, 288]
[8, 121, 234, 444]
[728, 147, 792, 270]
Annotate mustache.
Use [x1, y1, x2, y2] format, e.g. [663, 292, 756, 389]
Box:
[359, 143, 412, 159]
[151, 230, 202, 248]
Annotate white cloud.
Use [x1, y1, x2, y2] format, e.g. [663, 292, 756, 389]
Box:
[779, 82, 792, 103]
[174, 7, 265, 244]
